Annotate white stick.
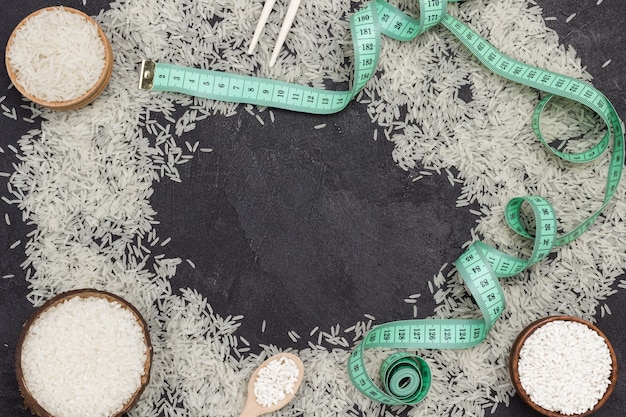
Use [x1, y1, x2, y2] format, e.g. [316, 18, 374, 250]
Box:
[248, 0, 277, 55]
[269, 0, 302, 67]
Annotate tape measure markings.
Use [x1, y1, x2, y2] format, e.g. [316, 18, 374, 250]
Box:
[139, 0, 624, 407]
[145, 3, 381, 115]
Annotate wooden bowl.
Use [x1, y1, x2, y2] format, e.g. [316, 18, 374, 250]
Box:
[15, 289, 153, 417]
[5, 7, 114, 110]
[509, 315, 618, 417]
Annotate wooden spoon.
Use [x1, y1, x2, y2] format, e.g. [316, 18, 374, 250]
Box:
[239, 352, 304, 417]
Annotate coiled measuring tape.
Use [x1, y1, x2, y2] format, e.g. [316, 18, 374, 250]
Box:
[139, 0, 624, 406]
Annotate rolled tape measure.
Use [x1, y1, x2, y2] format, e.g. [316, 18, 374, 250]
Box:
[139, 0, 624, 406]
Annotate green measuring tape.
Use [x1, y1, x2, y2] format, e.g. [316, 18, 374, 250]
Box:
[139, 0, 624, 407]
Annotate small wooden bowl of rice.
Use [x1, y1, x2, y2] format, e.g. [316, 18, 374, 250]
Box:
[509, 315, 618, 417]
[5, 6, 114, 111]
[15, 289, 153, 417]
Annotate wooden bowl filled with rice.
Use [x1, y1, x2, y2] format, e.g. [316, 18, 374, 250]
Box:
[509, 315, 618, 417]
[15, 289, 153, 417]
[5, 6, 114, 111]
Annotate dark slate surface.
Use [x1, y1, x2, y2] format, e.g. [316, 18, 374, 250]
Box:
[1, 0, 624, 416]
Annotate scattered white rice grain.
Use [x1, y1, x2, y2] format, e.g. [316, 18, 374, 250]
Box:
[186, 259, 196, 269]
[566, 13, 577, 23]
[2, 274, 15, 279]
[261, 320, 266, 333]
[544, 16, 557, 21]
[363, 313, 375, 321]
[314, 123, 327, 129]
[160, 237, 172, 247]
[269, 110, 275, 123]
[602, 59, 611, 68]
[255, 115, 265, 125]
[199, 148, 213, 153]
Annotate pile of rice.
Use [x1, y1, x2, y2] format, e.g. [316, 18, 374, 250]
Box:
[3, 0, 624, 416]
[517, 320, 613, 415]
[20, 296, 148, 417]
[7, 7, 106, 102]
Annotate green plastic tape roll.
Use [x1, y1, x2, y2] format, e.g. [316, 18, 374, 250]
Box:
[139, 0, 624, 406]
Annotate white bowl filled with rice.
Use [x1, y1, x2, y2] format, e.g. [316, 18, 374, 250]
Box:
[5, 6, 113, 110]
[15, 289, 152, 417]
[509, 315, 618, 417]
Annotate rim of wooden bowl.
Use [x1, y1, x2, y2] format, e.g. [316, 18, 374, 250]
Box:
[4, 6, 114, 111]
[509, 315, 618, 417]
[15, 289, 153, 417]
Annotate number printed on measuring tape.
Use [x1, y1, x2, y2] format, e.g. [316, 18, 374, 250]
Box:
[139, 0, 624, 406]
